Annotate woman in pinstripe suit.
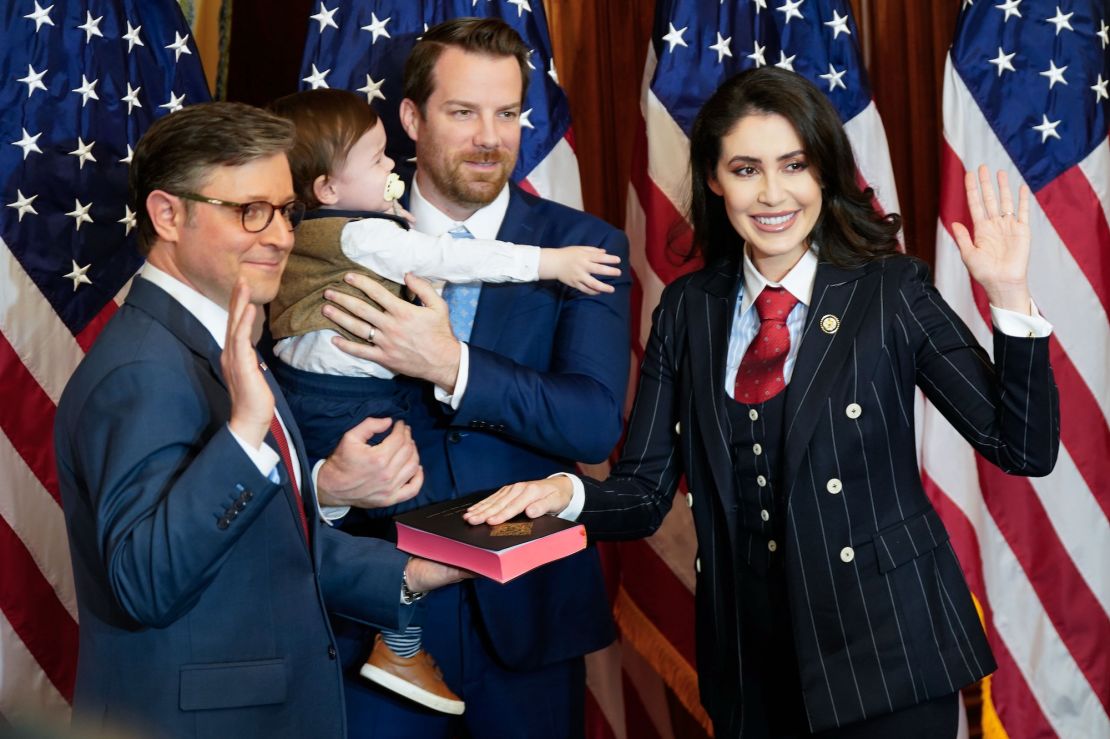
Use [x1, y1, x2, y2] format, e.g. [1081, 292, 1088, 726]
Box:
[466, 67, 1059, 738]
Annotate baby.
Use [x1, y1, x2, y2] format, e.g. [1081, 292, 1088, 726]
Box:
[267, 89, 620, 716]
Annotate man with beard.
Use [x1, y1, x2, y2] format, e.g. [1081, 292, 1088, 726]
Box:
[318, 17, 631, 739]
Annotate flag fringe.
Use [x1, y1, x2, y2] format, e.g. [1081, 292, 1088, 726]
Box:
[613, 586, 714, 735]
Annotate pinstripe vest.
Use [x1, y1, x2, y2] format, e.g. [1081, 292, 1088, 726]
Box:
[727, 393, 786, 575]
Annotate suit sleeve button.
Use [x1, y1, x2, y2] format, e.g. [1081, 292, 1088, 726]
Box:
[840, 546, 855, 563]
[448, 431, 461, 443]
[217, 517, 230, 530]
[846, 403, 862, 419]
[767, 539, 777, 552]
[826, 478, 842, 494]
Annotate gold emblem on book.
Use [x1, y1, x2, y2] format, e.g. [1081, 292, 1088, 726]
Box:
[490, 522, 534, 537]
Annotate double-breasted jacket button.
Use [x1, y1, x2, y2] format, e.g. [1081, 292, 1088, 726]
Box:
[748, 409, 759, 421]
[752, 443, 763, 455]
[756, 475, 767, 487]
[674, 421, 681, 434]
[695, 557, 701, 574]
[846, 403, 862, 419]
[826, 478, 843, 494]
[327, 645, 337, 660]
[760, 509, 770, 522]
[686, 492, 694, 508]
[840, 546, 855, 563]
[767, 539, 778, 552]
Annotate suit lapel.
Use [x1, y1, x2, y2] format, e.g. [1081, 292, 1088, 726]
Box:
[127, 279, 225, 381]
[468, 186, 537, 350]
[686, 261, 741, 521]
[782, 261, 879, 471]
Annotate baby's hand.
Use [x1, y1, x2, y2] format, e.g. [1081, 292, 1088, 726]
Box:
[538, 246, 621, 295]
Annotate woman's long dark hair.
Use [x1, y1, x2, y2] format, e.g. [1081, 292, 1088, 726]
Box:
[687, 67, 901, 267]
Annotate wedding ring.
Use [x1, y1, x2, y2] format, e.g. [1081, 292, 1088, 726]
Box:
[1000, 211, 1013, 217]
[367, 326, 376, 343]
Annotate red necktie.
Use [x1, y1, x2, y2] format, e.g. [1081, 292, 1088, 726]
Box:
[734, 287, 800, 403]
[270, 415, 309, 541]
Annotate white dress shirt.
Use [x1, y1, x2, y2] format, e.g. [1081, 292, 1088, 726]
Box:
[408, 177, 513, 409]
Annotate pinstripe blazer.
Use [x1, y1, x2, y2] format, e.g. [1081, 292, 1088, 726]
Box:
[579, 254, 1059, 736]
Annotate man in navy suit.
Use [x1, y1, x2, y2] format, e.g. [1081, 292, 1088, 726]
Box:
[54, 102, 463, 739]
[321, 17, 631, 739]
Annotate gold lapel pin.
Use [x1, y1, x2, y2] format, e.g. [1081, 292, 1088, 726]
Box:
[820, 314, 840, 334]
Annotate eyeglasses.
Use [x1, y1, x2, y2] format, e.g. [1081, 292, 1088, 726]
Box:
[173, 192, 306, 233]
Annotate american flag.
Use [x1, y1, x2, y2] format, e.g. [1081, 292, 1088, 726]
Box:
[299, 0, 582, 207]
[598, 0, 901, 735]
[0, 0, 209, 720]
[926, 1, 1109, 737]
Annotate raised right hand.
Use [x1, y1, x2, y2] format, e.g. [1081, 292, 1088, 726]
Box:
[463, 477, 574, 525]
[224, 278, 273, 449]
[538, 246, 621, 295]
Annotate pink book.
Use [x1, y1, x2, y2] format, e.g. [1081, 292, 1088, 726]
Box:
[394, 493, 588, 583]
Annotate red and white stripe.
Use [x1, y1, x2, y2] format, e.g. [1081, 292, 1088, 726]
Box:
[925, 56, 1110, 738]
[0, 226, 129, 721]
[1, 236, 81, 720]
[520, 134, 585, 209]
[586, 44, 904, 738]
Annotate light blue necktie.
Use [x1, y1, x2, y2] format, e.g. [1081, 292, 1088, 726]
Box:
[442, 226, 482, 342]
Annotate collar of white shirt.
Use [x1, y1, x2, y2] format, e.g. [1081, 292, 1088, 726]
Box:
[140, 263, 230, 349]
[740, 246, 819, 317]
[408, 175, 511, 240]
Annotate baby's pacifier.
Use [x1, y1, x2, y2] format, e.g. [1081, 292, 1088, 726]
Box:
[383, 172, 405, 202]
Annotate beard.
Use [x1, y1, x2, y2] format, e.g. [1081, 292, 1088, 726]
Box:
[421, 143, 515, 210]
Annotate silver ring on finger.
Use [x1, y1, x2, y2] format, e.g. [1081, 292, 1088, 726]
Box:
[367, 325, 376, 344]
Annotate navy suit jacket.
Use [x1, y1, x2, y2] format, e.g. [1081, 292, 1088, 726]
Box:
[576, 255, 1059, 736]
[54, 278, 412, 739]
[347, 183, 631, 669]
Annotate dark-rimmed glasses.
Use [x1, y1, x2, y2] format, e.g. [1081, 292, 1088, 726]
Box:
[173, 192, 306, 233]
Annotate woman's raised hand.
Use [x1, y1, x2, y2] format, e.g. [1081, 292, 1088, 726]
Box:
[950, 165, 1033, 314]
